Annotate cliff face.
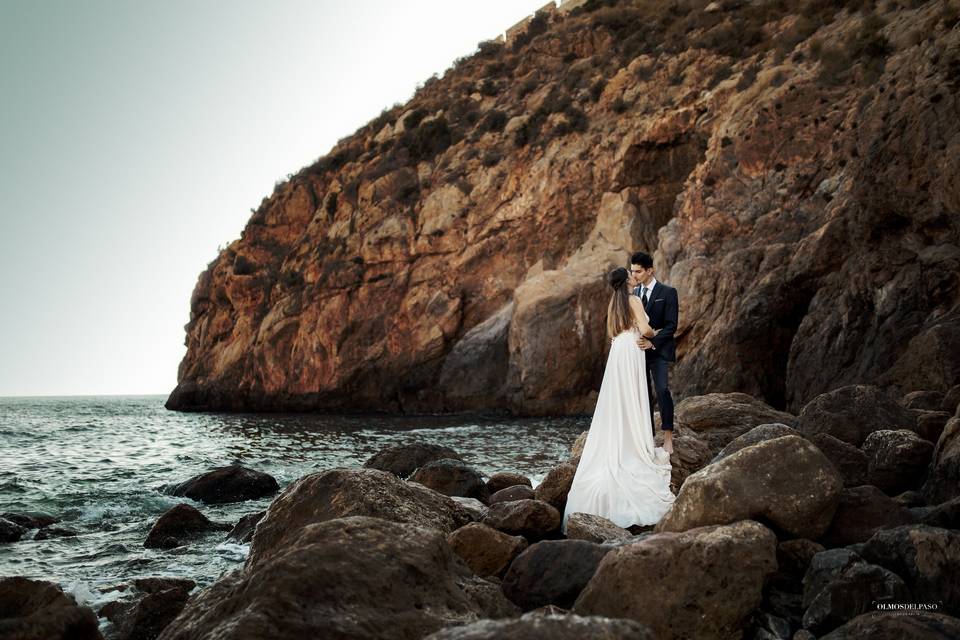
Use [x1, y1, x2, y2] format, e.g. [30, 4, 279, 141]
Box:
[167, 0, 960, 415]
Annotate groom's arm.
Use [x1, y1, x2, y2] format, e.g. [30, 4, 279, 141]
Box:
[649, 287, 678, 351]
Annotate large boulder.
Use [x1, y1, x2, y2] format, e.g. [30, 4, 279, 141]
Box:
[486, 472, 531, 495]
[856, 524, 960, 615]
[99, 578, 195, 640]
[0, 577, 102, 639]
[482, 499, 561, 541]
[862, 430, 934, 494]
[711, 423, 802, 463]
[158, 517, 518, 639]
[166, 465, 279, 504]
[574, 520, 778, 640]
[809, 433, 869, 487]
[923, 416, 960, 505]
[655, 428, 713, 491]
[226, 510, 265, 544]
[818, 485, 916, 548]
[801, 553, 909, 635]
[410, 458, 490, 503]
[422, 611, 653, 640]
[489, 485, 535, 504]
[797, 385, 916, 447]
[446, 523, 527, 578]
[819, 612, 960, 639]
[501, 540, 613, 611]
[656, 435, 843, 539]
[674, 393, 798, 455]
[364, 443, 463, 479]
[144, 504, 226, 549]
[248, 468, 471, 567]
[563, 513, 632, 543]
[914, 410, 952, 443]
[533, 462, 577, 512]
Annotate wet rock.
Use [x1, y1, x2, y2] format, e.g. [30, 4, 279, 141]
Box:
[533, 462, 576, 512]
[144, 504, 225, 549]
[711, 423, 801, 463]
[248, 468, 471, 568]
[99, 577, 195, 640]
[1, 511, 59, 529]
[450, 497, 488, 521]
[482, 499, 560, 541]
[423, 611, 653, 639]
[447, 522, 527, 578]
[802, 561, 909, 635]
[575, 520, 778, 640]
[922, 417, 960, 505]
[902, 390, 945, 411]
[502, 540, 613, 611]
[158, 517, 518, 639]
[489, 485, 535, 504]
[569, 432, 588, 459]
[675, 393, 798, 455]
[0, 576, 102, 639]
[810, 433, 869, 487]
[226, 510, 265, 544]
[656, 435, 843, 540]
[914, 410, 952, 443]
[167, 465, 279, 504]
[777, 539, 825, 578]
[918, 496, 960, 529]
[486, 472, 531, 495]
[0, 517, 27, 543]
[856, 524, 960, 615]
[797, 385, 916, 447]
[563, 513, 632, 543]
[862, 430, 934, 494]
[819, 611, 960, 639]
[410, 458, 490, 503]
[819, 485, 916, 548]
[364, 443, 462, 478]
[33, 526, 79, 540]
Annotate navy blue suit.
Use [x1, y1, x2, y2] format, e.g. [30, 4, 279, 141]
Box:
[633, 281, 679, 431]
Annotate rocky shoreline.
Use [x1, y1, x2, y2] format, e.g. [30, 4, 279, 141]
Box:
[3, 383, 959, 639]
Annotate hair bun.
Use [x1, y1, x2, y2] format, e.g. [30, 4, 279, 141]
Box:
[608, 267, 629, 291]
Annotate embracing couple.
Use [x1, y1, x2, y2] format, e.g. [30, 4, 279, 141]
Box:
[562, 251, 679, 532]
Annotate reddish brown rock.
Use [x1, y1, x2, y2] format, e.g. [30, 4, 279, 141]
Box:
[166, 6, 960, 416]
[144, 504, 225, 549]
[99, 578, 195, 640]
[482, 499, 560, 541]
[563, 513, 632, 543]
[818, 485, 916, 548]
[489, 485, 535, 504]
[0, 577, 102, 639]
[574, 520, 778, 640]
[167, 465, 279, 504]
[364, 443, 463, 479]
[501, 539, 614, 611]
[486, 472, 532, 495]
[158, 517, 518, 639]
[656, 435, 842, 540]
[446, 522, 527, 578]
[923, 417, 960, 505]
[247, 468, 471, 568]
[533, 462, 577, 512]
[409, 458, 491, 503]
[810, 433, 869, 487]
[674, 393, 798, 455]
[797, 385, 916, 448]
[861, 430, 934, 495]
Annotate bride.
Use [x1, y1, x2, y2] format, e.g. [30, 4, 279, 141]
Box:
[562, 266, 676, 532]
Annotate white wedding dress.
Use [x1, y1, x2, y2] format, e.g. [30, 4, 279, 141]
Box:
[562, 318, 676, 532]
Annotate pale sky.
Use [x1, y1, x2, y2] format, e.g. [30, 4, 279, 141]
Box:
[0, 0, 551, 397]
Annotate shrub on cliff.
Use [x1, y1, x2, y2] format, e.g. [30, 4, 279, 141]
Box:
[479, 109, 508, 134]
[398, 116, 452, 162]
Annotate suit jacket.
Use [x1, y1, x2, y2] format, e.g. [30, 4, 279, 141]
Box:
[633, 281, 679, 362]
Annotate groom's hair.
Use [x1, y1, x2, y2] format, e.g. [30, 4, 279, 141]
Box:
[630, 251, 653, 269]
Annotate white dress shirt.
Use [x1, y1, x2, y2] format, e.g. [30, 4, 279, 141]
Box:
[638, 277, 657, 349]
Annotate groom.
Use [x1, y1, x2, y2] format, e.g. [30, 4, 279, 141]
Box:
[630, 251, 679, 452]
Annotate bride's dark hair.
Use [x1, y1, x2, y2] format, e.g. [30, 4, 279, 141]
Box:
[607, 267, 635, 339]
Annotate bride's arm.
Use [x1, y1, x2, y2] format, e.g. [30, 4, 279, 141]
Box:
[629, 296, 655, 337]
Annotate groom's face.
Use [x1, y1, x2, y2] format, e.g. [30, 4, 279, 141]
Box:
[630, 264, 653, 287]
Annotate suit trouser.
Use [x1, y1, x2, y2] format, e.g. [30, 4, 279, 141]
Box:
[645, 354, 674, 432]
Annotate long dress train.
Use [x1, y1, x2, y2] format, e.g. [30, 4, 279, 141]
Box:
[561, 325, 675, 532]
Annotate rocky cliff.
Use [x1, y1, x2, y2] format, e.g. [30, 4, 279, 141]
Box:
[167, 0, 960, 415]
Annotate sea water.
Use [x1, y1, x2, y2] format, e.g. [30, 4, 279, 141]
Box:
[0, 394, 585, 610]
